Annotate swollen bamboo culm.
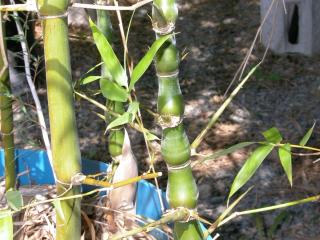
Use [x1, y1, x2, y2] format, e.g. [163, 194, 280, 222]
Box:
[152, 0, 203, 239]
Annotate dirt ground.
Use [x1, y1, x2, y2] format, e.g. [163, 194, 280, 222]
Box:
[4, 0, 320, 239]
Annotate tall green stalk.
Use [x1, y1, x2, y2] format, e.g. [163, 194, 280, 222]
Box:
[0, 1, 15, 191]
[36, 1, 81, 239]
[152, 0, 203, 239]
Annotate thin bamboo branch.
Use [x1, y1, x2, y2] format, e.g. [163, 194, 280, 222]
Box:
[75, 91, 159, 138]
[11, 172, 163, 215]
[83, 171, 162, 188]
[191, 0, 278, 153]
[0, 0, 15, 191]
[136, 107, 165, 212]
[72, 0, 152, 11]
[191, 63, 261, 152]
[111, 208, 191, 240]
[218, 193, 320, 227]
[0, 0, 153, 12]
[74, 91, 107, 111]
[10, 0, 55, 181]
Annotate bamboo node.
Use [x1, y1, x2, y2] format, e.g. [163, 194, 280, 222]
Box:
[156, 70, 179, 78]
[164, 207, 198, 223]
[167, 160, 191, 171]
[157, 115, 183, 129]
[153, 22, 175, 35]
[37, 10, 69, 20]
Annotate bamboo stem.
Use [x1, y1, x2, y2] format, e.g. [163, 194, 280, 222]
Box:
[37, 0, 81, 239]
[152, 0, 203, 238]
[0, 0, 15, 191]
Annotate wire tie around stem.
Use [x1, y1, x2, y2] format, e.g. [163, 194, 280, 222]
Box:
[167, 160, 191, 171]
[56, 172, 84, 193]
[71, 173, 86, 186]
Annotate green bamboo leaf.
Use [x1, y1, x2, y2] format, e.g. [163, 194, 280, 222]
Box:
[5, 190, 24, 211]
[299, 122, 315, 146]
[127, 101, 139, 114]
[89, 18, 128, 87]
[100, 78, 128, 102]
[228, 144, 274, 199]
[146, 131, 160, 141]
[85, 62, 104, 75]
[107, 112, 130, 130]
[129, 35, 172, 91]
[52, 200, 66, 223]
[0, 210, 13, 240]
[278, 144, 292, 186]
[127, 101, 139, 122]
[262, 127, 282, 144]
[81, 76, 101, 85]
[199, 142, 256, 164]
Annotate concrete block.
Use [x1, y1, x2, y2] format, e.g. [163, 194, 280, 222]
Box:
[261, 0, 320, 55]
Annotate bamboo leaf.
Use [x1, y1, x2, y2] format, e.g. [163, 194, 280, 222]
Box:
[199, 142, 255, 164]
[107, 112, 130, 130]
[89, 18, 128, 87]
[299, 122, 315, 146]
[84, 62, 104, 75]
[100, 78, 128, 102]
[146, 131, 160, 141]
[5, 190, 24, 211]
[127, 101, 139, 121]
[52, 200, 66, 223]
[129, 35, 172, 91]
[228, 144, 274, 199]
[0, 210, 13, 240]
[278, 144, 292, 186]
[81, 76, 101, 85]
[262, 127, 282, 144]
[127, 101, 139, 114]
